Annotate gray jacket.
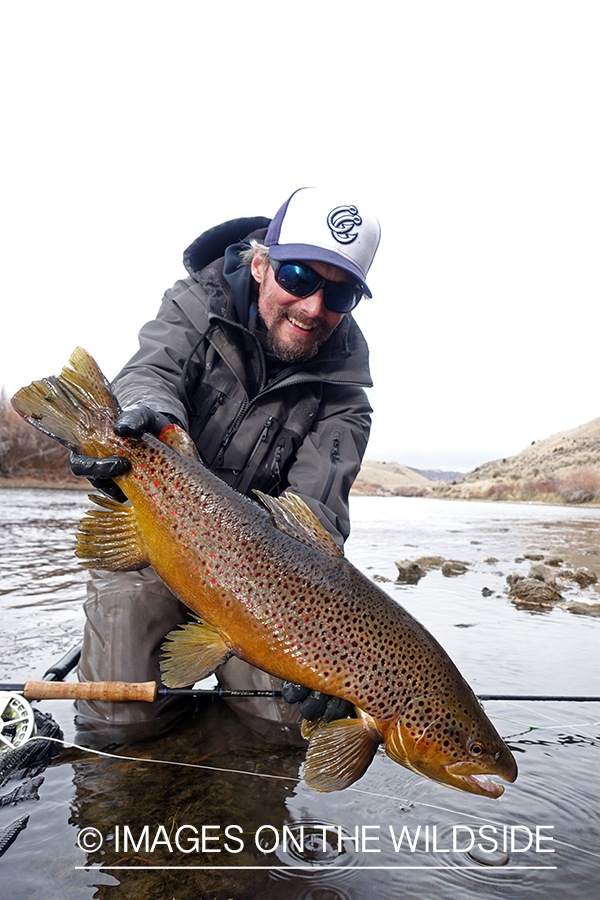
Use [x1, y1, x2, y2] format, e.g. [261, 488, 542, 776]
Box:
[112, 221, 373, 546]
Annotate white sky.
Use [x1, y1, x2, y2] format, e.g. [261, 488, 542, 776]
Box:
[2, 2, 599, 472]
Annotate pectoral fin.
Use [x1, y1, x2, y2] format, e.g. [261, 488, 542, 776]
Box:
[75, 494, 150, 570]
[160, 616, 232, 688]
[301, 716, 382, 792]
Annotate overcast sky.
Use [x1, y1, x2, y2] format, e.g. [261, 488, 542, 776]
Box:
[2, 2, 598, 472]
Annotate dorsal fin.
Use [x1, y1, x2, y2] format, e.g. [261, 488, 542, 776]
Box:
[158, 424, 201, 461]
[253, 491, 343, 559]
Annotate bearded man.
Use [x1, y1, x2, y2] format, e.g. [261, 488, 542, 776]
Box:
[70, 187, 381, 742]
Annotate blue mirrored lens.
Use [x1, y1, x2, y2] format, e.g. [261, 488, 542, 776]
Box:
[277, 264, 321, 298]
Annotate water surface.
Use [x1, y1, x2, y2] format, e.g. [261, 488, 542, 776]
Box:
[1, 490, 599, 899]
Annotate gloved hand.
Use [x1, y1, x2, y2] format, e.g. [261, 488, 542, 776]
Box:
[70, 404, 180, 502]
[281, 682, 354, 723]
[112, 405, 179, 438]
[69, 451, 131, 502]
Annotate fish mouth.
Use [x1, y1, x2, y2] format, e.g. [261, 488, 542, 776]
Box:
[446, 751, 518, 798]
[457, 773, 506, 799]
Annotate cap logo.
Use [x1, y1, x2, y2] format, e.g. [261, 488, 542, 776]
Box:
[327, 205, 362, 244]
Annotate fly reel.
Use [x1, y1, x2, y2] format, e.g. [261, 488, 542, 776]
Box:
[0, 692, 36, 755]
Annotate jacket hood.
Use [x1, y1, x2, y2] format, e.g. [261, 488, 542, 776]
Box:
[183, 216, 271, 278]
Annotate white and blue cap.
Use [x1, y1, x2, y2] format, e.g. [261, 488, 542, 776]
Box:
[265, 187, 381, 298]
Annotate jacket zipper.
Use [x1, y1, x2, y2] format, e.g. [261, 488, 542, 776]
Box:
[208, 392, 225, 416]
[232, 416, 275, 488]
[271, 444, 284, 486]
[321, 433, 340, 504]
[214, 399, 248, 468]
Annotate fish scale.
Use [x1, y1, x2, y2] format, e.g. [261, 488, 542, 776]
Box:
[11, 348, 518, 796]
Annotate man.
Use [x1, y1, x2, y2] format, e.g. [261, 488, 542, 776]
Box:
[71, 187, 381, 743]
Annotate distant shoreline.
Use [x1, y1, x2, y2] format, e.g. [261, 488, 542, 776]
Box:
[0, 475, 87, 491]
[2, 474, 599, 510]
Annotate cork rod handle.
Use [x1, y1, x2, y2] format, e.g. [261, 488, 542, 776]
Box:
[22, 681, 158, 702]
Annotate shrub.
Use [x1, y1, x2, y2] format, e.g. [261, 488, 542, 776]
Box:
[556, 466, 600, 500]
[0, 388, 72, 480]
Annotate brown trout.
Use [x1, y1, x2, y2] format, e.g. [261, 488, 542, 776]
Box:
[12, 349, 517, 797]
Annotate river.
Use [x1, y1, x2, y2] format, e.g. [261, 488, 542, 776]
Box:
[1, 488, 599, 899]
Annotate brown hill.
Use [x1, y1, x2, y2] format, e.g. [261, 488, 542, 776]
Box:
[429, 416, 600, 504]
[351, 460, 432, 496]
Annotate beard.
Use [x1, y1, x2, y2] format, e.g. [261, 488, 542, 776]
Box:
[262, 307, 336, 363]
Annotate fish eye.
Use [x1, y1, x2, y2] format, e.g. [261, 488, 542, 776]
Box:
[466, 739, 486, 758]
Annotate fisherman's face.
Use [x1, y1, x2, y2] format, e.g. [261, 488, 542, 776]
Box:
[251, 252, 347, 362]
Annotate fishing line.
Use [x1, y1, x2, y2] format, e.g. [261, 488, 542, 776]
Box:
[489, 701, 600, 740]
[19, 734, 299, 783]
[17, 733, 600, 862]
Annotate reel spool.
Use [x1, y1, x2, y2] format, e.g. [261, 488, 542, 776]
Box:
[0, 692, 36, 755]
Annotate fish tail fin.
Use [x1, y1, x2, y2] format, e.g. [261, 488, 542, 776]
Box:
[11, 347, 121, 456]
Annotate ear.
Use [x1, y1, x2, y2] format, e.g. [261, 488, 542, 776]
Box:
[251, 250, 267, 285]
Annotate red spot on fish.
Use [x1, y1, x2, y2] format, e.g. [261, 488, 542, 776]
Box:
[154, 480, 160, 487]
[211, 577, 216, 584]
[171, 510, 176, 516]
[210, 552, 216, 559]
[118, 450, 124, 455]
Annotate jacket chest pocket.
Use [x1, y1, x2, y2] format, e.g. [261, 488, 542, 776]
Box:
[188, 385, 227, 442]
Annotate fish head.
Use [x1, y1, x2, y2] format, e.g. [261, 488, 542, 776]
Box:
[382, 693, 518, 798]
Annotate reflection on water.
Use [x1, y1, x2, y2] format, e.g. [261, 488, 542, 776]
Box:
[0, 489, 90, 679]
[1, 490, 599, 898]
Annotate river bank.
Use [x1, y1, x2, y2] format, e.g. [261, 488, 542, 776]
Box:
[3, 470, 600, 508]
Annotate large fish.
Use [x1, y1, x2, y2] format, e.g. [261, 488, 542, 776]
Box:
[12, 349, 517, 797]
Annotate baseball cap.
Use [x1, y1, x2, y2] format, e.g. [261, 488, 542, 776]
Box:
[265, 187, 381, 298]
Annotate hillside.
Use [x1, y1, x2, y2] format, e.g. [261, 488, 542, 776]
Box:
[429, 416, 600, 504]
[350, 460, 432, 496]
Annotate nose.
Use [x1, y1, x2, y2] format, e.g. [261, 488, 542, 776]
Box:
[294, 289, 327, 319]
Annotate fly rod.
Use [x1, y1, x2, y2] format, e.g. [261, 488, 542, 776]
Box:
[1, 681, 599, 703]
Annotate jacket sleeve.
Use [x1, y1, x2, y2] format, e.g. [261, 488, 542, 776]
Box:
[111, 279, 209, 430]
[283, 383, 372, 547]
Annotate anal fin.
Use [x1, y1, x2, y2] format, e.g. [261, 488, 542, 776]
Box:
[75, 494, 150, 571]
[301, 715, 382, 792]
[160, 616, 232, 688]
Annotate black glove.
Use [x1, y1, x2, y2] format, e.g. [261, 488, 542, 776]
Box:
[281, 682, 354, 723]
[69, 404, 180, 502]
[112, 405, 178, 438]
[70, 451, 131, 502]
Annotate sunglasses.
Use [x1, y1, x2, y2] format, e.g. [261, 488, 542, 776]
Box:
[269, 259, 364, 314]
